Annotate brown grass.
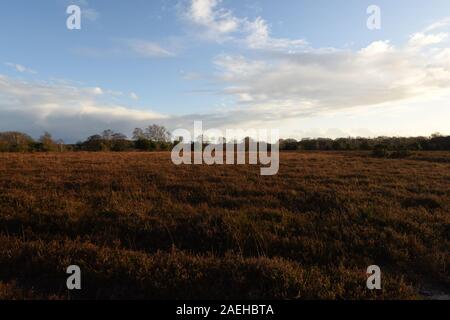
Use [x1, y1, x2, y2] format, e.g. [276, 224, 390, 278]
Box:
[0, 151, 449, 299]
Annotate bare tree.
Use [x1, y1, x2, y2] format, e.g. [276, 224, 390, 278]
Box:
[102, 129, 114, 140]
[39, 132, 57, 152]
[111, 132, 127, 140]
[145, 124, 171, 142]
[101, 130, 127, 141]
[132, 128, 145, 140]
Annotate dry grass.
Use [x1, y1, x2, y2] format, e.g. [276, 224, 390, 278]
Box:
[0, 151, 449, 299]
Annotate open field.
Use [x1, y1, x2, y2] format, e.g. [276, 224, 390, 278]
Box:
[0, 151, 449, 300]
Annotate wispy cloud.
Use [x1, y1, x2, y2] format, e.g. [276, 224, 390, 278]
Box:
[83, 8, 100, 22]
[126, 39, 175, 58]
[185, 0, 240, 38]
[74, 39, 175, 59]
[244, 17, 307, 50]
[423, 17, 450, 33]
[5, 62, 37, 74]
[71, 0, 99, 21]
[181, 0, 307, 51]
[211, 25, 450, 118]
[130, 92, 139, 100]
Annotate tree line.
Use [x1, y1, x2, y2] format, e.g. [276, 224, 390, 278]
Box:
[278, 133, 450, 152]
[0, 125, 173, 152]
[1, 126, 450, 153]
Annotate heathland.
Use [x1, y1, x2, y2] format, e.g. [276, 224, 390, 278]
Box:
[0, 152, 449, 299]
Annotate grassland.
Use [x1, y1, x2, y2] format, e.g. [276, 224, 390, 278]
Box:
[0, 151, 449, 300]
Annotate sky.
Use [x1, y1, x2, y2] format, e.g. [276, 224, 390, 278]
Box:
[1, 0, 450, 142]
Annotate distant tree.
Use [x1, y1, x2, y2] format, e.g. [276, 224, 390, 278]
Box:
[82, 134, 108, 151]
[102, 130, 115, 140]
[111, 139, 133, 152]
[360, 139, 371, 151]
[0, 131, 34, 152]
[134, 138, 156, 151]
[87, 135, 102, 141]
[56, 139, 65, 152]
[111, 132, 127, 140]
[110, 132, 130, 151]
[132, 128, 145, 140]
[431, 132, 442, 138]
[39, 132, 57, 152]
[280, 139, 298, 151]
[145, 124, 171, 142]
[158, 142, 171, 151]
[372, 144, 390, 158]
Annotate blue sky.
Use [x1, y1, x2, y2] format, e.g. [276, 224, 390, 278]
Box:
[1, 0, 450, 142]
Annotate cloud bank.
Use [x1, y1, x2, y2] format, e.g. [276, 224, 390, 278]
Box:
[0, 75, 166, 141]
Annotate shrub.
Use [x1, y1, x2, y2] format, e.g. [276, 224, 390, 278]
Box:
[390, 149, 412, 159]
[134, 138, 157, 151]
[372, 145, 390, 158]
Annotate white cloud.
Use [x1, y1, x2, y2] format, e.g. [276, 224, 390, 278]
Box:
[180, 71, 202, 81]
[5, 62, 37, 74]
[0, 75, 166, 141]
[211, 33, 450, 119]
[127, 39, 175, 58]
[214, 55, 267, 79]
[408, 32, 448, 49]
[358, 40, 394, 55]
[74, 39, 175, 59]
[423, 17, 450, 33]
[130, 92, 139, 100]
[244, 17, 307, 50]
[91, 87, 104, 95]
[182, 0, 306, 51]
[186, 0, 239, 38]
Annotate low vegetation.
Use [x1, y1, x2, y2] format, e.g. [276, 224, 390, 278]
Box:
[0, 151, 448, 299]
